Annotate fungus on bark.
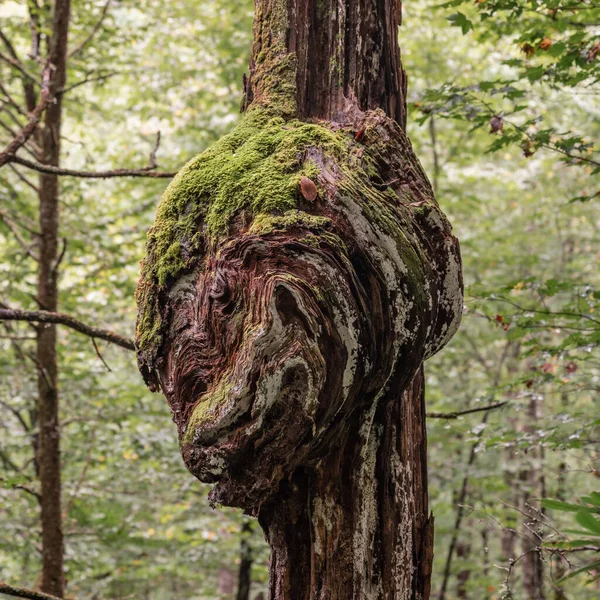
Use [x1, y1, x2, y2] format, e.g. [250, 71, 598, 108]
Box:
[135, 1, 463, 597]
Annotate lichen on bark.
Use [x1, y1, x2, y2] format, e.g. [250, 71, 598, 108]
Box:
[135, 1, 463, 597]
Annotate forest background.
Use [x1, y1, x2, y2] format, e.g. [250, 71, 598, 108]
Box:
[0, 0, 599, 598]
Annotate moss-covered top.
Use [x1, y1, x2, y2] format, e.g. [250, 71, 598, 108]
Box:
[135, 108, 352, 363]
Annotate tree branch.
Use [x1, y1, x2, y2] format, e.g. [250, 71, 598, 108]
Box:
[69, 0, 112, 59]
[0, 308, 135, 351]
[0, 28, 37, 111]
[0, 66, 51, 169]
[427, 401, 507, 420]
[0, 477, 41, 502]
[0, 210, 39, 261]
[0, 583, 64, 600]
[8, 154, 177, 178]
[0, 50, 39, 85]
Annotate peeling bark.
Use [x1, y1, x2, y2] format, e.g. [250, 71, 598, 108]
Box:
[136, 1, 462, 598]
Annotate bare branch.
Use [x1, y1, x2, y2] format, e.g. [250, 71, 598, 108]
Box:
[0, 82, 29, 118]
[0, 50, 39, 85]
[0, 65, 51, 169]
[91, 338, 112, 371]
[7, 163, 40, 193]
[148, 130, 161, 168]
[0, 29, 21, 63]
[69, 0, 113, 59]
[0, 28, 37, 111]
[0, 308, 135, 351]
[61, 70, 119, 94]
[427, 401, 508, 420]
[0, 210, 39, 261]
[0, 477, 41, 502]
[0, 582, 64, 600]
[8, 154, 177, 178]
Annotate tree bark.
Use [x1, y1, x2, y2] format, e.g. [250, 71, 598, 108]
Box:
[257, 370, 433, 599]
[520, 397, 545, 600]
[244, 0, 406, 127]
[136, 1, 463, 598]
[36, 0, 71, 596]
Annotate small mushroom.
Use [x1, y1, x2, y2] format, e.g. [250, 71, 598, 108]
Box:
[300, 176, 318, 202]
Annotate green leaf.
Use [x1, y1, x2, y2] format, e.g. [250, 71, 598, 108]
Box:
[448, 12, 474, 35]
[576, 511, 600, 535]
[559, 560, 600, 582]
[541, 499, 590, 513]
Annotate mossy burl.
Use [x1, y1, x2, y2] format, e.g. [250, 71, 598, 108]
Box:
[135, 107, 432, 367]
[136, 108, 352, 359]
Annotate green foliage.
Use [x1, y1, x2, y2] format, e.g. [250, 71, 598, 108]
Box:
[543, 494, 600, 582]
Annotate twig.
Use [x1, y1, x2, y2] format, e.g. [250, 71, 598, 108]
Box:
[69, 0, 113, 59]
[61, 70, 119, 94]
[148, 130, 161, 168]
[0, 210, 39, 261]
[0, 477, 41, 502]
[63, 430, 96, 517]
[91, 338, 112, 371]
[0, 582, 65, 600]
[0, 65, 51, 169]
[427, 401, 507, 419]
[0, 308, 135, 350]
[8, 154, 177, 178]
[7, 163, 40, 193]
[52, 238, 68, 277]
[0, 82, 29, 118]
[0, 50, 39, 85]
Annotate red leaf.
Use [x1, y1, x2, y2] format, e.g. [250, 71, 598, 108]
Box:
[489, 115, 503, 134]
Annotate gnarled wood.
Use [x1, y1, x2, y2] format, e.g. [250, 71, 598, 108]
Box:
[136, 2, 463, 598]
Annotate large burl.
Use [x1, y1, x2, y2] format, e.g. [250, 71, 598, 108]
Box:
[135, 1, 462, 598]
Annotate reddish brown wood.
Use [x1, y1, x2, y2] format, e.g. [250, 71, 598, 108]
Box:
[36, 0, 71, 596]
[136, 2, 463, 598]
[245, 0, 407, 127]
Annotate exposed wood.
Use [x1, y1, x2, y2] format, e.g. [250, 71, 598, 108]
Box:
[135, 1, 463, 597]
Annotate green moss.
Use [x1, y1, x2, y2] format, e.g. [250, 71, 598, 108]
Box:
[183, 375, 235, 444]
[136, 108, 352, 361]
[249, 210, 332, 236]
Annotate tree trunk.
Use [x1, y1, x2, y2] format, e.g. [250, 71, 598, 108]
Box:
[244, 0, 407, 127]
[236, 520, 254, 600]
[520, 397, 545, 600]
[455, 539, 471, 599]
[258, 370, 432, 599]
[136, 1, 463, 599]
[36, 0, 71, 596]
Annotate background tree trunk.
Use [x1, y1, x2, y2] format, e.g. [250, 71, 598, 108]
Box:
[236, 519, 254, 600]
[36, 0, 71, 596]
